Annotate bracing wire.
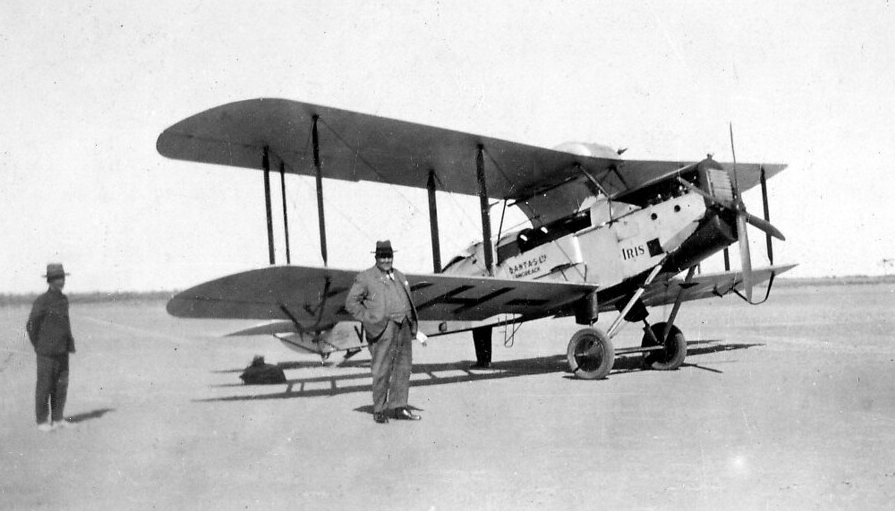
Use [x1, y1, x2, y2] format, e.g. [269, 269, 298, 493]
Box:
[431, 171, 489, 241]
[269, 133, 376, 252]
[317, 118, 424, 216]
[483, 147, 518, 195]
[318, 117, 450, 237]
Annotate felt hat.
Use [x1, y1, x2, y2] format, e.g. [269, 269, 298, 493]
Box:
[372, 240, 395, 258]
[43, 263, 69, 280]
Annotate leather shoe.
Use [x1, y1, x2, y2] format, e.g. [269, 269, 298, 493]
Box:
[470, 362, 491, 369]
[393, 407, 421, 421]
[373, 412, 389, 424]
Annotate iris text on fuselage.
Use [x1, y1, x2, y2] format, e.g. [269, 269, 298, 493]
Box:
[621, 245, 646, 261]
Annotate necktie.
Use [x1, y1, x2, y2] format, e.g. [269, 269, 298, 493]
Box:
[387, 271, 394, 281]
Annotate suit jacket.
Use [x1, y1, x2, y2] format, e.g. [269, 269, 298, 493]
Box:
[345, 266, 418, 341]
[27, 287, 76, 356]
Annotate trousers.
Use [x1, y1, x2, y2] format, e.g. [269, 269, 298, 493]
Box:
[36, 353, 69, 424]
[369, 319, 413, 414]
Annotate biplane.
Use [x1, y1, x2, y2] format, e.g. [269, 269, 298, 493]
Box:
[157, 98, 795, 379]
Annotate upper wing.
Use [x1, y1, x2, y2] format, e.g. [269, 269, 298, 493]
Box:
[156, 98, 786, 228]
[168, 265, 598, 324]
[156, 98, 626, 201]
[638, 264, 798, 309]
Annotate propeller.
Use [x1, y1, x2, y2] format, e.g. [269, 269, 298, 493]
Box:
[737, 211, 753, 300]
[729, 124, 752, 301]
[675, 124, 786, 302]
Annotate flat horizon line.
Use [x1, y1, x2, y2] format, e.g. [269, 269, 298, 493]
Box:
[2, 274, 894, 307]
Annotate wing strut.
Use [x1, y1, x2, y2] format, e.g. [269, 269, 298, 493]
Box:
[262, 146, 275, 265]
[476, 145, 494, 275]
[312, 115, 329, 266]
[427, 169, 442, 273]
[760, 165, 774, 264]
[279, 161, 292, 264]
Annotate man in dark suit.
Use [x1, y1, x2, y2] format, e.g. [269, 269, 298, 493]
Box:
[345, 241, 420, 424]
[26, 264, 77, 432]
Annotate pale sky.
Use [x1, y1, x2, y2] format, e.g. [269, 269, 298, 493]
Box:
[2, 1, 894, 294]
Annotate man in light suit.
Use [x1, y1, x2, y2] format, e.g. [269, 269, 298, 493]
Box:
[345, 240, 420, 424]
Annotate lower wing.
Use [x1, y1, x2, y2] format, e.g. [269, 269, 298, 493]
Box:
[640, 264, 798, 308]
[168, 265, 598, 326]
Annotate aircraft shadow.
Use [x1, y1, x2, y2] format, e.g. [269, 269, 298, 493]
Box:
[196, 339, 763, 403]
[606, 340, 764, 377]
[67, 407, 115, 424]
[211, 360, 331, 374]
[687, 339, 766, 354]
[198, 355, 568, 402]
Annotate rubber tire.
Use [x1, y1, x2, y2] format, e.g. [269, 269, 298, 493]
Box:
[642, 322, 687, 370]
[566, 328, 614, 380]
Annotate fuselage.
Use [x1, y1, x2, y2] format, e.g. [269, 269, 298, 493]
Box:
[442, 189, 733, 302]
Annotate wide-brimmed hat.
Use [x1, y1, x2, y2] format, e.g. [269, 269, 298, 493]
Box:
[43, 263, 69, 280]
[372, 240, 396, 258]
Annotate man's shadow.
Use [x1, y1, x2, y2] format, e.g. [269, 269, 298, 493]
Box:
[67, 408, 115, 424]
[354, 404, 424, 415]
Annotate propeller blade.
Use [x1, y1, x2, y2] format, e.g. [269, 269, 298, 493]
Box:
[737, 213, 753, 301]
[744, 211, 786, 241]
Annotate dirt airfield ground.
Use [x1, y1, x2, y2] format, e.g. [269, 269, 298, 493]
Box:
[2, 280, 894, 510]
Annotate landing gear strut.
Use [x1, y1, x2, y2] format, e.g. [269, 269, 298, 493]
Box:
[471, 326, 492, 368]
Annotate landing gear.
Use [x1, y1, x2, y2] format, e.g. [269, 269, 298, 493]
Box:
[566, 328, 614, 380]
[564, 262, 694, 380]
[641, 322, 687, 370]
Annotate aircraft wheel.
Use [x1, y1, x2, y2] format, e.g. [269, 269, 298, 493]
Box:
[642, 323, 687, 370]
[566, 328, 614, 380]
